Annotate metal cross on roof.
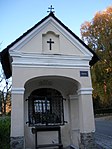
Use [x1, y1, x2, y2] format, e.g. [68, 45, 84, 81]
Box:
[47, 5, 55, 13]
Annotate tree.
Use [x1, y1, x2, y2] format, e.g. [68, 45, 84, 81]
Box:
[0, 43, 12, 115]
[0, 67, 11, 115]
[80, 6, 112, 108]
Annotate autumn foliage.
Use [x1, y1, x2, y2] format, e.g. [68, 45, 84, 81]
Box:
[80, 6, 112, 108]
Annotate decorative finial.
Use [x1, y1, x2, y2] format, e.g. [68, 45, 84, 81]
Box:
[47, 5, 55, 13]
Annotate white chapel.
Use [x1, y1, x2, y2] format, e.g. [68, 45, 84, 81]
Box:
[1, 8, 99, 149]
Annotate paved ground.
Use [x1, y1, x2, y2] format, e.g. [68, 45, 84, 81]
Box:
[95, 116, 112, 149]
[95, 132, 112, 149]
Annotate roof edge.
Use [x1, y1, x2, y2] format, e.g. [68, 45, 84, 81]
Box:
[2, 12, 99, 66]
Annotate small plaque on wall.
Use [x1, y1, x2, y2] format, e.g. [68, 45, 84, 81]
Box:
[80, 71, 88, 77]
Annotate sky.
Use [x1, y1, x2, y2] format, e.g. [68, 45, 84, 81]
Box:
[0, 0, 112, 51]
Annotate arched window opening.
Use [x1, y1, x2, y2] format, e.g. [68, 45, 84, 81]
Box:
[28, 88, 64, 126]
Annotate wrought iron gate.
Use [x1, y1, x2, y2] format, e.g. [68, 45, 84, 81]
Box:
[28, 89, 64, 126]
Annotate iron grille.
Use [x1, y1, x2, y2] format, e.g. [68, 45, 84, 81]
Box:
[28, 95, 64, 126]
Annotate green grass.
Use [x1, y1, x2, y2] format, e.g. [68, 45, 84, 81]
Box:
[0, 116, 10, 149]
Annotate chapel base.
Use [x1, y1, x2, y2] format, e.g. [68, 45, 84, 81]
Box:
[79, 132, 96, 149]
[10, 136, 24, 149]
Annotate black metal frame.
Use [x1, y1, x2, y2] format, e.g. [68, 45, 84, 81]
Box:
[27, 88, 64, 148]
[28, 95, 64, 126]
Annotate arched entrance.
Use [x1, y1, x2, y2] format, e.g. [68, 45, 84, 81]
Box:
[24, 76, 80, 148]
[28, 88, 64, 126]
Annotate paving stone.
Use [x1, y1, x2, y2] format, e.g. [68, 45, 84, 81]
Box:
[95, 132, 112, 149]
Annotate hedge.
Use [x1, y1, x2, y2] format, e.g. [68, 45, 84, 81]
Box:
[0, 116, 10, 149]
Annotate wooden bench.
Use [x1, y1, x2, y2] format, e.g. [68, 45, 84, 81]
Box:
[32, 126, 63, 149]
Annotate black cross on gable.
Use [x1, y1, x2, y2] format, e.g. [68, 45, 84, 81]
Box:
[47, 5, 55, 13]
[47, 38, 54, 50]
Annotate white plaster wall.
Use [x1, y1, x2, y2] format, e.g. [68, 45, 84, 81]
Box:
[78, 94, 95, 133]
[42, 31, 60, 54]
[12, 66, 92, 89]
[11, 93, 24, 137]
[70, 98, 80, 147]
[18, 23, 84, 56]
